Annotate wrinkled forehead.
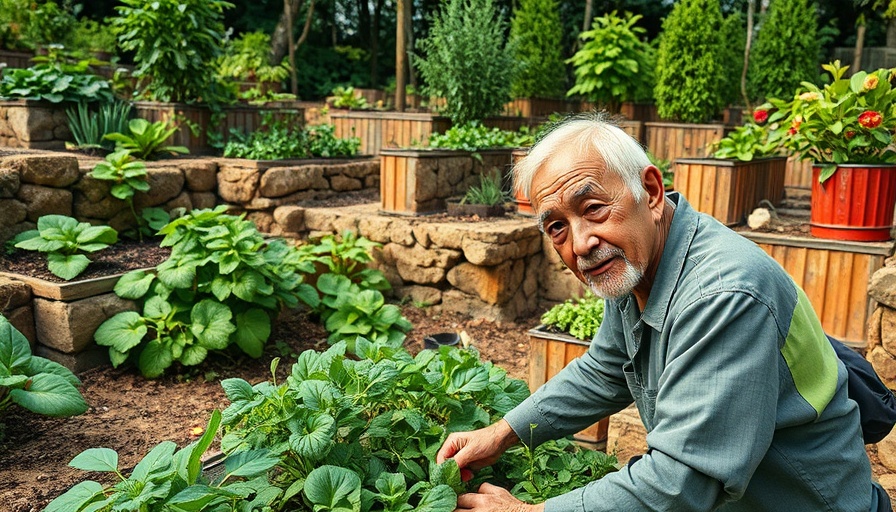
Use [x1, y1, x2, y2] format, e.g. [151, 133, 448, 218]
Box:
[530, 146, 613, 195]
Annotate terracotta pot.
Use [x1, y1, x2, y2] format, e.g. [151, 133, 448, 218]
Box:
[810, 164, 896, 242]
[511, 148, 535, 216]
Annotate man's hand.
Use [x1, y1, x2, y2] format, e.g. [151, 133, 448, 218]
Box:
[436, 419, 520, 479]
[455, 483, 545, 512]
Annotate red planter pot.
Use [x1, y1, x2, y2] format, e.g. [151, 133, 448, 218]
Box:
[810, 164, 896, 242]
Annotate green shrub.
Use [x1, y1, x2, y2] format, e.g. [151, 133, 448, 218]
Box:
[508, 0, 566, 99]
[566, 11, 655, 112]
[94, 206, 318, 378]
[11, 215, 118, 281]
[719, 12, 746, 107]
[748, 0, 821, 104]
[653, 0, 728, 123]
[0, 315, 87, 420]
[223, 115, 360, 160]
[414, 0, 516, 125]
[218, 31, 290, 85]
[0, 0, 79, 51]
[540, 292, 604, 341]
[329, 85, 370, 109]
[112, 0, 233, 103]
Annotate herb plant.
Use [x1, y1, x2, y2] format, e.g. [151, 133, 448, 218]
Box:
[414, 0, 516, 125]
[94, 206, 318, 377]
[0, 315, 87, 421]
[45, 410, 284, 512]
[540, 292, 605, 341]
[462, 170, 509, 206]
[566, 11, 655, 112]
[298, 231, 391, 292]
[89, 150, 151, 238]
[104, 118, 190, 161]
[12, 215, 118, 281]
[329, 85, 370, 110]
[223, 116, 360, 160]
[66, 100, 132, 152]
[427, 122, 534, 152]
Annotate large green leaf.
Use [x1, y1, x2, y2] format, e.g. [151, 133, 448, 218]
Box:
[114, 270, 156, 299]
[28, 356, 81, 387]
[43, 480, 106, 512]
[223, 449, 280, 478]
[10, 373, 87, 416]
[69, 447, 119, 472]
[304, 465, 362, 512]
[0, 318, 33, 373]
[94, 312, 147, 353]
[190, 300, 236, 349]
[288, 413, 336, 460]
[415, 484, 456, 512]
[130, 441, 176, 481]
[233, 309, 270, 358]
[138, 339, 175, 378]
[47, 252, 91, 281]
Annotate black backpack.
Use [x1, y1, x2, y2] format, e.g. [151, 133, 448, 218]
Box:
[828, 335, 896, 444]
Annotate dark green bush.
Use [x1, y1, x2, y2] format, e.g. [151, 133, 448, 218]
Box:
[414, 0, 516, 125]
[653, 0, 728, 123]
[748, 0, 821, 103]
[112, 0, 233, 103]
[508, 0, 566, 99]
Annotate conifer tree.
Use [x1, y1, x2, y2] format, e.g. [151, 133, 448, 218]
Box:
[508, 0, 567, 99]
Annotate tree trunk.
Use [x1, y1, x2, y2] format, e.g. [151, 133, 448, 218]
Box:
[395, 0, 406, 111]
[741, 0, 755, 111]
[582, 0, 593, 32]
[272, 0, 300, 64]
[853, 22, 866, 74]
[370, 0, 382, 87]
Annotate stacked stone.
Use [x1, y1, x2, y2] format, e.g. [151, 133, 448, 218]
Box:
[0, 100, 71, 150]
[0, 276, 33, 344]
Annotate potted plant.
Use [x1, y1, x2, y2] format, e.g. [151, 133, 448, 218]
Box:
[446, 169, 509, 218]
[764, 60, 896, 241]
[673, 115, 788, 225]
[527, 292, 609, 445]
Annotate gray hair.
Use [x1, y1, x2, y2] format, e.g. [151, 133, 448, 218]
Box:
[513, 112, 651, 204]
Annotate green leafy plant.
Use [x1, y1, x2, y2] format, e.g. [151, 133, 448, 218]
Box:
[0, 60, 114, 104]
[223, 115, 360, 160]
[540, 292, 605, 341]
[298, 230, 391, 292]
[70, 17, 118, 57]
[566, 11, 655, 113]
[89, 149, 152, 238]
[427, 122, 534, 152]
[314, 277, 412, 349]
[111, 0, 234, 103]
[329, 85, 370, 110]
[507, 0, 566, 99]
[0, 315, 87, 421]
[647, 151, 673, 189]
[0, 0, 79, 51]
[748, 0, 821, 104]
[94, 206, 318, 378]
[712, 118, 783, 161]
[762, 60, 896, 182]
[653, 0, 729, 123]
[104, 118, 190, 160]
[66, 100, 132, 152]
[462, 170, 509, 206]
[44, 410, 284, 512]
[218, 30, 290, 84]
[11, 215, 118, 281]
[414, 0, 517, 125]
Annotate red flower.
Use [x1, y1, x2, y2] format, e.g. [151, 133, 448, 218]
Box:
[858, 110, 883, 129]
[845, 130, 856, 139]
[753, 109, 769, 124]
[788, 127, 797, 136]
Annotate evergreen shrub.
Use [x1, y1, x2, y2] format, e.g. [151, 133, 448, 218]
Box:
[508, 0, 567, 99]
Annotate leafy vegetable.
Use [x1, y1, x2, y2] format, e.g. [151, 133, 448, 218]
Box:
[11, 215, 118, 280]
[223, 114, 360, 160]
[540, 292, 605, 341]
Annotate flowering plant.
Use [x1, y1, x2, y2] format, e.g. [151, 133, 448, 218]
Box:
[712, 119, 783, 161]
[761, 60, 896, 182]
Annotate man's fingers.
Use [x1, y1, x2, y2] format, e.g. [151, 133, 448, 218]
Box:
[460, 468, 474, 481]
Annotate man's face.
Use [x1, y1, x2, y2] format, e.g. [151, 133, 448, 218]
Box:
[530, 150, 656, 300]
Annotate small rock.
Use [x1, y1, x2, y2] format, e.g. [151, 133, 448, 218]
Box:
[747, 208, 772, 230]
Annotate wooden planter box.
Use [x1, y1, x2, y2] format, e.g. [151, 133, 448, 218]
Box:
[503, 97, 579, 118]
[527, 325, 610, 446]
[674, 157, 787, 226]
[0, 49, 35, 70]
[740, 232, 893, 349]
[786, 157, 813, 190]
[379, 148, 514, 215]
[331, 110, 452, 156]
[644, 122, 727, 163]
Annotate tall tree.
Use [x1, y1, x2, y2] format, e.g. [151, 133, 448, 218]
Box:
[509, 0, 567, 99]
[748, 0, 819, 102]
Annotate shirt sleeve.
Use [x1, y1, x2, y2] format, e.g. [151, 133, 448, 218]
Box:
[543, 291, 782, 512]
[503, 301, 634, 447]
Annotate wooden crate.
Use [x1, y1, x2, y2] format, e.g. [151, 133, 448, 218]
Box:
[331, 111, 451, 156]
[502, 97, 579, 118]
[645, 122, 726, 163]
[741, 232, 894, 348]
[674, 157, 787, 226]
[786, 156, 813, 190]
[527, 326, 610, 446]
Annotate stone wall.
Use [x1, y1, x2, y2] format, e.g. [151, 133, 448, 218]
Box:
[0, 100, 71, 150]
[0, 153, 381, 243]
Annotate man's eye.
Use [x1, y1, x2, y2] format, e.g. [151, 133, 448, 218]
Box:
[585, 204, 604, 215]
[546, 222, 565, 237]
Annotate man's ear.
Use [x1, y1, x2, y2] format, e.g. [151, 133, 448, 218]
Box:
[641, 165, 665, 211]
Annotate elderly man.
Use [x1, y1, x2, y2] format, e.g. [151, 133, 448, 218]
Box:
[436, 115, 890, 511]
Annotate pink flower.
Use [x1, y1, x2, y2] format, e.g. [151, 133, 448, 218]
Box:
[858, 111, 883, 129]
[753, 110, 769, 124]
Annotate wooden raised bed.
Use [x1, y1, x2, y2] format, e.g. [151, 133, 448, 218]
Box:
[527, 325, 610, 446]
[644, 122, 727, 163]
[503, 97, 579, 118]
[786, 157, 813, 190]
[331, 110, 451, 156]
[741, 232, 894, 348]
[674, 157, 787, 226]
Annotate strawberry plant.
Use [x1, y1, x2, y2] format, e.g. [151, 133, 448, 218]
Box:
[94, 206, 318, 377]
[0, 315, 87, 421]
[11, 214, 118, 281]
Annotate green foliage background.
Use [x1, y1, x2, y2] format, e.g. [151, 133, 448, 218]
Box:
[508, 0, 567, 99]
[414, 0, 517, 125]
[748, 0, 822, 103]
[653, 0, 728, 123]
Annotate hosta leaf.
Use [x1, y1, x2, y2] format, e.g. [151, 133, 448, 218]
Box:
[157, 260, 197, 289]
[0, 318, 33, 373]
[297, 380, 336, 411]
[232, 270, 265, 302]
[94, 312, 147, 353]
[233, 309, 270, 358]
[28, 356, 81, 387]
[221, 378, 255, 402]
[448, 367, 490, 394]
[138, 339, 175, 378]
[190, 300, 235, 349]
[304, 465, 362, 512]
[69, 447, 119, 472]
[179, 344, 208, 366]
[10, 373, 87, 416]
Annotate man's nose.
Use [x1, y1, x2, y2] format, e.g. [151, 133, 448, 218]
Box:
[571, 220, 599, 257]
